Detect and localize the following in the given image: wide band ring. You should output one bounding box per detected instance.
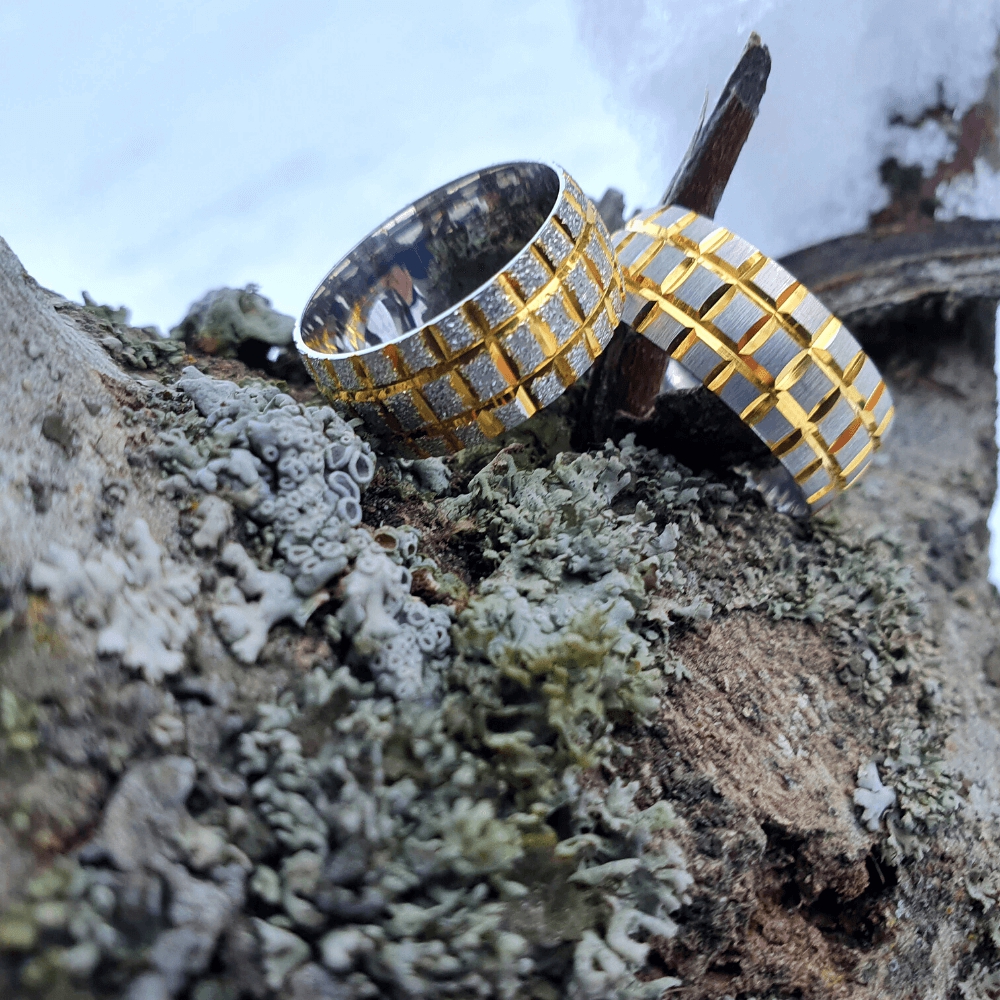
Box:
[295,162,624,456]
[613,206,895,509]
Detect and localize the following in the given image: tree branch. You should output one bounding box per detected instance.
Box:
[581,34,771,447]
[661,32,771,215]
[778,217,1000,327]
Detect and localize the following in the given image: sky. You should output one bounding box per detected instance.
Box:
[0,0,651,329]
[3,0,999,331]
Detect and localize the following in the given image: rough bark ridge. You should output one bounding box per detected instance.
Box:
[780,218,1000,328]
[0,240,175,578]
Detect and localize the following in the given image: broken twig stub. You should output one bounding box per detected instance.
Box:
[582,33,772,445]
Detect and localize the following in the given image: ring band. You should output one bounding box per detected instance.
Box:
[295,162,624,456]
[613,206,894,508]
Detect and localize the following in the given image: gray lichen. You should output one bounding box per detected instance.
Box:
[203,439,701,998]
[151,368,448,693]
[27,362,453,698]
[67,292,186,371]
[854,761,897,831]
[169,286,295,356]
[0,756,248,999]
[190,494,233,551]
[160,368,372,594]
[212,542,305,664]
[8,424,691,997]
[3,349,998,998]
[1,689,39,753]
[29,519,200,684]
[231,659,688,998]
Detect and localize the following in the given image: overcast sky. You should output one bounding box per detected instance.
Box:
[2,0,998,331]
[0,1,653,328]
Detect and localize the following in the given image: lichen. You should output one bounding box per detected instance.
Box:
[0,761,248,1000]
[4,351,997,998]
[198,438,698,999]
[72,292,186,371]
[23,362,456,696]
[212,542,305,664]
[230,651,687,998]
[169,285,295,357]
[160,368,372,595]
[854,761,897,831]
[1,689,39,753]
[29,519,200,684]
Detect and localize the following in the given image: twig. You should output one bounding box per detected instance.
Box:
[661,32,772,215]
[582,34,771,445]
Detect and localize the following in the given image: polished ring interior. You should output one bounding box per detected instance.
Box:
[295,162,624,456]
[614,206,894,509]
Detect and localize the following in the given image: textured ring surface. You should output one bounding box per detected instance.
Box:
[295,162,624,456]
[614,206,895,508]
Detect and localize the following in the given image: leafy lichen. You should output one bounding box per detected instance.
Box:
[1,357,995,999]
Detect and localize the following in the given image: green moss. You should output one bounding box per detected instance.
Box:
[1,688,38,752]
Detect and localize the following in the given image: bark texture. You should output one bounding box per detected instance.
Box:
[0,224,998,998]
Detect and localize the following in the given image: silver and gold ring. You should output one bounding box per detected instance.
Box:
[613,206,894,509]
[294,162,624,457]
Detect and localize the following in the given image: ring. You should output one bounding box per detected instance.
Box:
[613,206,894,508]
[295,162,625,456]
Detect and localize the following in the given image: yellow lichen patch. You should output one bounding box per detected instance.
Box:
[26,595,65,655]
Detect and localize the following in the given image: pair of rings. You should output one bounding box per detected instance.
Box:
[294,162,893,510]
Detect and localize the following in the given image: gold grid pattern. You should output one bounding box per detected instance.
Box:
[614,206,894,508]
[301,170,625,457]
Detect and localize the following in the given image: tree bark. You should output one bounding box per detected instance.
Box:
[1,203,999,1000]
[0,237,172,582]
[779,216,1000,327]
